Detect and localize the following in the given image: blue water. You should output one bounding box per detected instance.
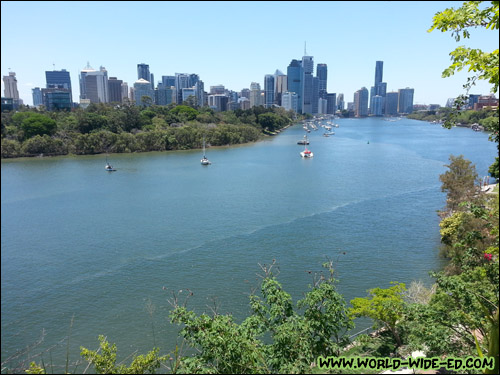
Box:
[1,117,497,369]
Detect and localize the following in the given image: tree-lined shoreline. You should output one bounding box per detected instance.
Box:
[1,103,307,159]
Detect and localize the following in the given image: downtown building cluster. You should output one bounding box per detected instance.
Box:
[3,56,421,116]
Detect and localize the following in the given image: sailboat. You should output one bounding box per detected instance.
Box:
[105,154,116,171]
[201,136,211,165]
[300,143,314,158]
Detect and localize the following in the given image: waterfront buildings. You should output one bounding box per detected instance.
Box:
[385,92,399,116]
[354,87,369,117]
[398,87,415,114]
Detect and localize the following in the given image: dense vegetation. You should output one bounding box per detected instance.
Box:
[1,103,304,158]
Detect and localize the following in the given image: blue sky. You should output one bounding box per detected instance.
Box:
[1,1,498,107]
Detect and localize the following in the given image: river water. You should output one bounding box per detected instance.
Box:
[1,117,497,369]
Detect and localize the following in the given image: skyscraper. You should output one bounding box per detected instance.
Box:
[46,69,72,104]
[371,61,387,115]
[398,88,414,114]
[79,62,96,101]
[137,63,150,81]
[84,69,108,103]
[374,61,383,87]
[108,77,123,103]
[274,70,287,106]
[250,82,262,108]
[354,87,369,117]
[264,74,275,108]
[287,59,302,113]
[301,55,314,114]
[3,72,19,99]
[32,87,43,106]
[134,78,154,106]
[385,92,399,115]
[316,63,327,99]
[326,93,336,114]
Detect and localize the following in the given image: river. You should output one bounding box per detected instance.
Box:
[1,117,497,370]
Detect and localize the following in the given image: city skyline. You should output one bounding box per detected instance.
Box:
[1,1,498,107]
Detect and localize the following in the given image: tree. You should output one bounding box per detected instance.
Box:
[429,1,499,179]
[169,261,353,373]
[349,282,407,347]
[429,1,499,101]
[439,154,479,213]
[13,112,57,140]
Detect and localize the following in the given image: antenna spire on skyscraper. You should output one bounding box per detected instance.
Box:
[304,41,307,55]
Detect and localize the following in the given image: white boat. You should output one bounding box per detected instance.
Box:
[300,145,314,158]
[297,135,310,145]
[201,136,211,165]
[105,155,116,171]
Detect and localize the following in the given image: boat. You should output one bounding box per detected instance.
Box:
[300,145,314,158]
[201,136,211,165]
[297,135,310,145]
[105,155,116,171]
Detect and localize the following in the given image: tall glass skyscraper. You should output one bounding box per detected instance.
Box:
[264,74,275,108]
[301,55,314,114]
[287,59,302,113]
[375,61,383,87]
[316,63,327,99]
[137,63,150,81]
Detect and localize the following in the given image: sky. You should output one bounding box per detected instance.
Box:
[1,1,498,107]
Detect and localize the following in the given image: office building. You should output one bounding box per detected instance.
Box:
[398,88,414,114]
[46,69,72,104]
[3,72,19,100]
[121,82,129,102]
[316,63,327,99]
[287,59,302,113]
[385,92,399,115]
[371,95,383,116]
[301,55,314,114]
[79,62,95,101]
[84,68,108,103]
[264,74,275,108]
[354,87,369,117]
[282,91,298,112]
[326,93,336,114]
[250,82,262,107]
[137,63,150,81]
[108,77,123,103]
[337,93,344,111]
[32,87,43,107]
[41,88,72,111]
[274,70,287,106]
[133,78,154,106]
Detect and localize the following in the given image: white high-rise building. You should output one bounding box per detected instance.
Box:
[282,91,298,112]
[3,72,19,99]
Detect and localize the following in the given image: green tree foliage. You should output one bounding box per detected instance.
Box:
[12,112,57,140]
[80,335,166,374]
[429,1,499,97]
[429,1,499,181]
[169,261,353,374]
[349,282,407,347]
[1,104,299,158]
[439,154,479,213]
